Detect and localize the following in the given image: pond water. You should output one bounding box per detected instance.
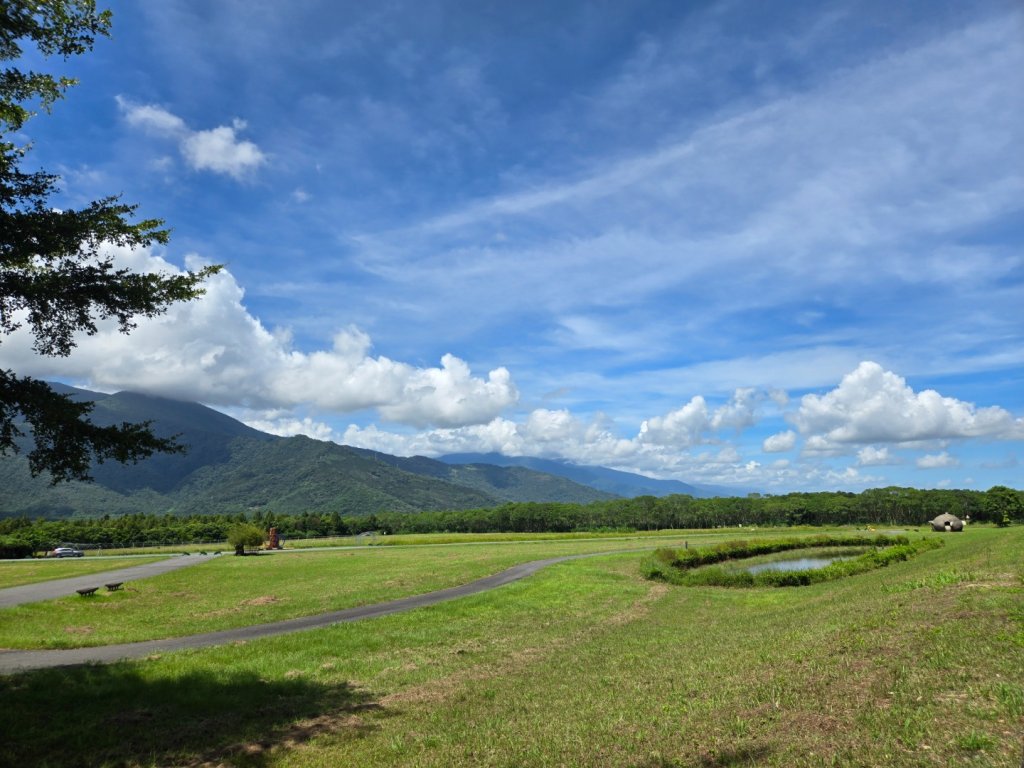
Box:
[745,555,855,574]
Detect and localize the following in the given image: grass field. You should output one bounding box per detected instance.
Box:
[0,556,170,590]
[0,531,787,648]
[59,526,805,556]
[1,526,1021,767]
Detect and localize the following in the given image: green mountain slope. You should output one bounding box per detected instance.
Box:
[348,448,617,504]
[0,385,616,518]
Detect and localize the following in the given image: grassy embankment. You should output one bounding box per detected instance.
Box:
[1,526,1021,767]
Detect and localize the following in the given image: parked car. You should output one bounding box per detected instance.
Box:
[52,547,84,558]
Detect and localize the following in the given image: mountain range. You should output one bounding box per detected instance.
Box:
[0,385,738,519]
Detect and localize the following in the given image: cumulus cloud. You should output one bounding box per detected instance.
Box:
[117,98,266,179]
[638,396,710,446]
[916,451,959,469]
[792,361,1024,448]
[710,387,762,430]
[0,245,516,428]
[242,414,339,441]
[762,430,796,453]
[856,445,897,466]
[635,387,768,448]
[378,356,517,428]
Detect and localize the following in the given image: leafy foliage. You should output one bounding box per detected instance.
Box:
[0,1,218,482]
[226,522,265,555]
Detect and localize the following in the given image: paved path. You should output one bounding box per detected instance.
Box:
[0,555,218,609]
[0,553,599,674]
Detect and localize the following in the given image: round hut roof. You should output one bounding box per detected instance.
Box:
[929,512,964,531]
[930,513,962,525]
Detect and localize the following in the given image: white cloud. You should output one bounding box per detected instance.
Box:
[182,119,265,179]
[0,245,515,429]
[378,355,516,428]
[339,408,892,492]
[856,446,897,466]
[638,396,710,447]
[792,361,1024,448]
[118,99,266,179]
[763,430,796,453]
[916,451,959,469]
[710,387,762,430]
[243,415,338,441]
[117,99,186,137]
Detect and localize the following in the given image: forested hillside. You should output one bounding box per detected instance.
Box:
[0,386,614,517]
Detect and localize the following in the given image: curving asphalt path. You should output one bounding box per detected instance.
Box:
[0,553,603,674]
[0,555,218,609]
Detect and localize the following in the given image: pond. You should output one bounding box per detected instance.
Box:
[745,555,856,574]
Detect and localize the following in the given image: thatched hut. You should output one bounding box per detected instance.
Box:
[929,513,964,532]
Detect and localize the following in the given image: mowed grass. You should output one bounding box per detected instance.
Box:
[0,532,777,649]
[0,556,170,589]
[1,526,1020,767]
[65,526,800,556]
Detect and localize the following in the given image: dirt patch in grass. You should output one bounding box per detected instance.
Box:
[63,625,94,635]
[196,595,283,619]
[241,595,280,606]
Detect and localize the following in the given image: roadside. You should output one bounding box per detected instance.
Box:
[0,554,218,609]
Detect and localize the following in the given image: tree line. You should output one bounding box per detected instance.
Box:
[0,485,1019,556]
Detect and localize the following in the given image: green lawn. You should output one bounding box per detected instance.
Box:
[0,533,752,648]
[0,556,170,589]
[1,526,1020,767]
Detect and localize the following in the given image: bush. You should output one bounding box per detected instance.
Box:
[226,523,266,556]
[0,539,33,559]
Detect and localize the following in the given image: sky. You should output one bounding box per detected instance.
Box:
[2,0,1022,493]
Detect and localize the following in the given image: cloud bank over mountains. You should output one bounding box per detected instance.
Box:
[2,244,1020,490]
[0,247,516,431]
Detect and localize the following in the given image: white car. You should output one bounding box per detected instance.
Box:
[52,547,84,558]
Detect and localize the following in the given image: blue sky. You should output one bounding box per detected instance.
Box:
[4,0,1022,492]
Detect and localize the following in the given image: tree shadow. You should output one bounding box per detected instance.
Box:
[0,661,381,767]
[695,744,774,767]
[634,743,774,768]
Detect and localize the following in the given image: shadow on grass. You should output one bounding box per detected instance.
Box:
[0,662,380,768]
[635,744,773,768]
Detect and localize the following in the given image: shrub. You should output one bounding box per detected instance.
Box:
[226,523,266,556]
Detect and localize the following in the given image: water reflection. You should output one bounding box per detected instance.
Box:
[746,555,854,574]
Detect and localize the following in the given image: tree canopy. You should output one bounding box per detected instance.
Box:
[0,1,218,482]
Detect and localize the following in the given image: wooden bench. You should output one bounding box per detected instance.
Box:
[105,582,124,591]
[75,587,98,597]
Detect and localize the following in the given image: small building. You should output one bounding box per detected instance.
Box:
[929,513,964,532]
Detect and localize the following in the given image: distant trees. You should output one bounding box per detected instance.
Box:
[0,485,1020,556]
[986,485,1023,527]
